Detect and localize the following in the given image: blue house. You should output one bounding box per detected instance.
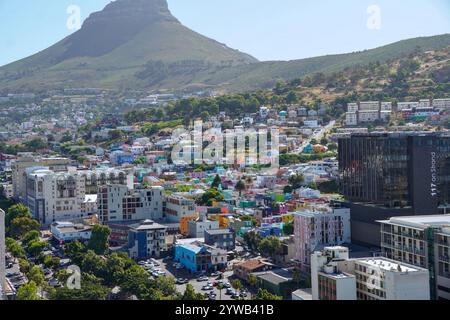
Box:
[174,243,212,274]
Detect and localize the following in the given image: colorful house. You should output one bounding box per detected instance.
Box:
[179,215,199,236]
[174,244,212,274]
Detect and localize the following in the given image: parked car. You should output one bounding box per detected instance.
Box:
[197,276,208,282]
[226,288,235,295]
[176,278,188,285]
[202,285,213,291]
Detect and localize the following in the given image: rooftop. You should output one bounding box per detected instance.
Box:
[355,258,426,273]
[378,215,450,231]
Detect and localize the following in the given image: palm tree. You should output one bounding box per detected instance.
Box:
[217,283,224,300]
[232,279,242,298]
[247,274,258,299]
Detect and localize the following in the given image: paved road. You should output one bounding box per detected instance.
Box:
[290,120,336,154]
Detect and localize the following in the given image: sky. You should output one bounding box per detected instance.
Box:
[0,0,449,66]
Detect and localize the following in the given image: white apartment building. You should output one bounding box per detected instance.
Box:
[345,101,392,126]
[311,246,357,300]
[11,155,70,203]
[294,204,351,271]
[311,246,430,300]
[419,99,432,108]
[345,112,358,126]
[164,194,196,223]
[340,257,430,300]
[379,215,450,300]
[188,215,220,238]
[50,221,93,243]
[26,168,92,225]
[97,185,164,223]
[433,98,450,111]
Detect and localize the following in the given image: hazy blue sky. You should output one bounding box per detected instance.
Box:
[0,0,449,66]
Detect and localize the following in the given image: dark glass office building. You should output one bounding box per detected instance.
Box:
[338,132,450,246]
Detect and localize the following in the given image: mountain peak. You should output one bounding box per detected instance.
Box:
[83,0,178,27]
[63,0,179,59]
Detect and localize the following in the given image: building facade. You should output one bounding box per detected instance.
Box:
[128,220,167,259]
[294,204,351,271]
[97,185,163,223]
[379,215,450,300]
[311,246,430,300]
[164,194,196,223]
[338,132,450,246]
[204,228,236,251]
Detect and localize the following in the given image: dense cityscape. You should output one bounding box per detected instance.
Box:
[0,0,449,308]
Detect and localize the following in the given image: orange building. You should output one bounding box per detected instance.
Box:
[180,215,198,236]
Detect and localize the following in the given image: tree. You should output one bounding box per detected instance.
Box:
[22,230,40,246]
[88,224,111,255]
[5,204,32,227]
[235,180,246,197]
[288,174,305,190]
[51,273,109,300]
[282,221,294,236]
[255,288,282,300]
[65,240,87,265]
[27,265,46,287]
[26,239,48,257]
[108,129,124,141]
[182,283,205,301]
[211,174,222,189]
[16,281,40,300]
[9,216,40,239]
[232,279,242,296]
[258,236,282,258]
[43,254,61,270]
[286,91,299,104]
[81,250,107,277]
[243,231,262,251]
[199,188,224,206]
[6,238,26,258]
[247,274,258,299]
[217,283,224,300]
[120,265,153,299]
[156,276,177,297]
[60,132,73,143]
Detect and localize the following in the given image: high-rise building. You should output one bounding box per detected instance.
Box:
[379,215,450,300]
[338,132,450,246]
[294,204,351,272]
[0,209,5,300]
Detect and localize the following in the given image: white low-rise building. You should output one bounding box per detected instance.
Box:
[50,221,93,244]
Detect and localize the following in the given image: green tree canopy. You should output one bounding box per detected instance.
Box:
[88,224,111,255]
